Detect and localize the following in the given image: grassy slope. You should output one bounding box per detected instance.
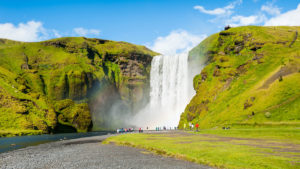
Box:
[104,129,300,169]
[179,26,300,129]
[0,37,158,136]
[104,26,300,169]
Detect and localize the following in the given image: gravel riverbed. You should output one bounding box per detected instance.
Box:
[0,133,210,169]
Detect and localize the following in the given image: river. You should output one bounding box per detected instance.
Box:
[0,131,111,153]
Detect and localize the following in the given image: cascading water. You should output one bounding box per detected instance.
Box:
[150,53,189,125]
[131,52,195,129]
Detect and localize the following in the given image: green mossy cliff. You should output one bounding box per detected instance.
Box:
[179,26,300,129]
[0,37,158,136]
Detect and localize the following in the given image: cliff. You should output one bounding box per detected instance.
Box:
[0,37,158,136]
[179,26,300,129]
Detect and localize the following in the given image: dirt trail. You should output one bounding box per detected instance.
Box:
[289,30,298,48]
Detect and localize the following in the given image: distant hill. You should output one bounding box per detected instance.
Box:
[179,26,300,128]
[0,37,158,136]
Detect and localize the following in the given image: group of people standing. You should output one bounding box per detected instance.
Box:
[117,125,190,134]
[183,123,199,131]
[155,126,177,131]
[116,128,134,133]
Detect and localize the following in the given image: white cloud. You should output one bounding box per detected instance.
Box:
[261,2,281,16]
[193,0,300,28]
[52,29,62,38]
[194,0,242,16]
[149,30,206,55]
[0,21,47,42]
[73,27,100,36]
[227,14,267,27]
[265,4,300,26]
[194,5,234,16]
[0,21,102,41]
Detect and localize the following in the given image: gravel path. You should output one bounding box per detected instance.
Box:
[0,134,210,169]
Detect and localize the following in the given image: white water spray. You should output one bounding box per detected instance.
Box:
[131,52,195,129]
[129,30,206,129]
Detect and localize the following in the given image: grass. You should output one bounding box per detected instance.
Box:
[0,37,158,135]
[180,26,300,129]
[104,128,300,169]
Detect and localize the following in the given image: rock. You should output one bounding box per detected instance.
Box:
[0,37,158,136]
[224,25,231,30]
[244,100,252,109]
[213,69,221,77]
[265,112,271,118]
[219,31,235,36]
[201,72,208,81]
[218,51,225,56]
[15,106,29,114]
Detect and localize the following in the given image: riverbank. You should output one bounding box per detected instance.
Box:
[0,129,43,137]
[0,131,110,153]
[104,128,300,169]
[0,132,209,169]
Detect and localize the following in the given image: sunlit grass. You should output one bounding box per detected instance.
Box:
[0,37,158,135]
[104,128,300,169]
[181,26,300,129]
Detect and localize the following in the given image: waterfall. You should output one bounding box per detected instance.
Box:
[131,52,194,129]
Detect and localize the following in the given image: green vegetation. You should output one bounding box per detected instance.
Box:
[54,99,91,132]
[0,37,158,136]
[104,128,300,169]
[104,26,300,169]
[180,26,300,129]
[0,129,42,137]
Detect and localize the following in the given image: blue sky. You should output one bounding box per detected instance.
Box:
[0,0,300,53]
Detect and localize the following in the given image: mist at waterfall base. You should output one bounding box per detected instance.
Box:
[89,82,133,130]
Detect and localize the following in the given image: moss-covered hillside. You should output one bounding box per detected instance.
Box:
[179,26,300,129]
[0,37,158,136]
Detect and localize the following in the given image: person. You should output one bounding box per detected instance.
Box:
[195,123,199,132]
[184,123,186,130]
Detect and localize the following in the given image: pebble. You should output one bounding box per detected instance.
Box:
[0,134,210,169]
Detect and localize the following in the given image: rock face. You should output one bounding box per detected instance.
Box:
[0,37,158,135]
[179,26,300,129]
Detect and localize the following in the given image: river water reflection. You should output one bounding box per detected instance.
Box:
[0,131,111,153]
